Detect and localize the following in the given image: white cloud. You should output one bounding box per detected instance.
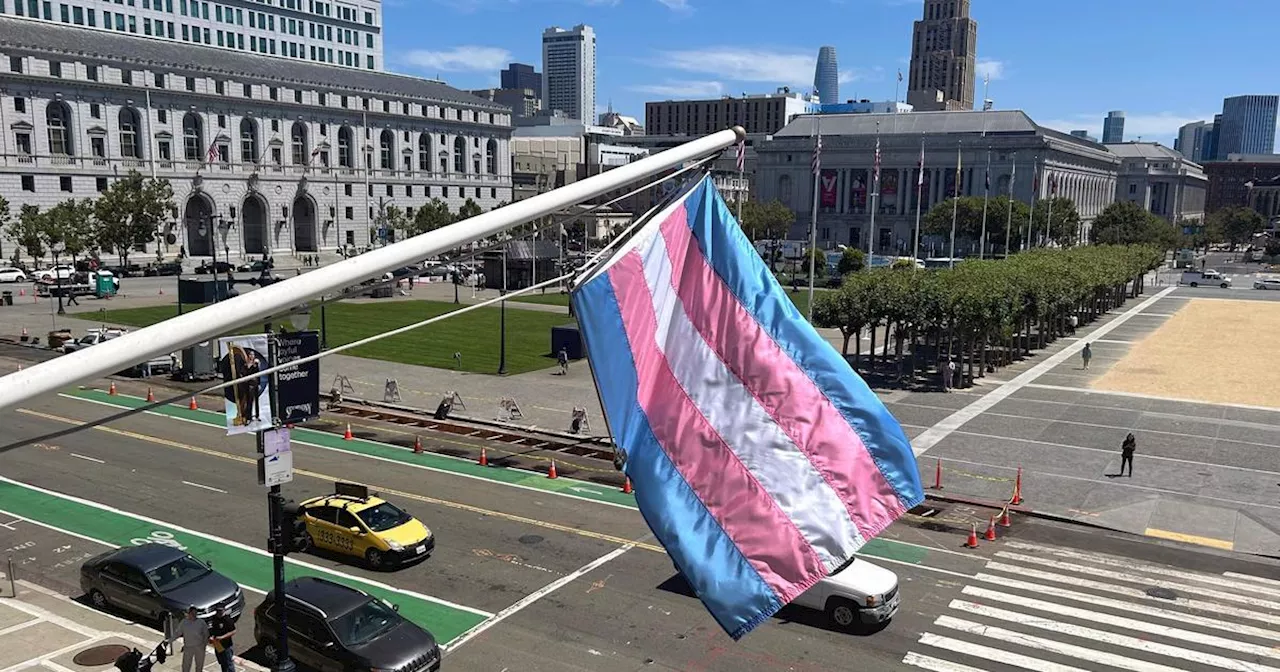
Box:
[399,46,512,73]
[656,0,692,11]
[975,58,1005,81]
[629,80,724,97]
[652,47,821,86]
[1039,112,1216,143]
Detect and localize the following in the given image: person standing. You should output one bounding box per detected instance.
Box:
[946,359,958,392]
[209,607,237,672]
[170,607,209,672]
[244,350,262,422]
[1081,343,1092,370]
[557,348,569,376]
[1120,433,1136,477]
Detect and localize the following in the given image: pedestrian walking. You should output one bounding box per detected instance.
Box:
[1068,314,1078,334]
[209,606,236,672]
[1081,342,1092,370]
[944,359,957,392]
[1120,432,1136,477]
[557,347,569,376]
[169,607,209,672]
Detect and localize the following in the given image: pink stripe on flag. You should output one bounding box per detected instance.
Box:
[608,250,824,602]
[658,214,906,537]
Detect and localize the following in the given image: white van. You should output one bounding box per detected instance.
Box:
[1180,270,1231,288]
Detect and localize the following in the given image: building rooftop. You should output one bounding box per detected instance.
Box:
[1103,142,1187,161]
[0,17,503,110]
[775,110,1041,137]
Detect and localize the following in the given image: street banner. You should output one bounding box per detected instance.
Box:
[849,169,868,212]
[219,334,272,436]
[257,427,293,486]
[819,169,838,208]
[881,170,898,198]
[275,331,321,425]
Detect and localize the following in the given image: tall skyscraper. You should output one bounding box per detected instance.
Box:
[1102,111,1125,144]
[1175,120,1214,162]
[1205,114,1222,161]
[906,0,977,112]
[1,0,385,69]
[501,63,542,102]
[814,46,839,106]
[542,24,596,122]
[1215,95,1279,159]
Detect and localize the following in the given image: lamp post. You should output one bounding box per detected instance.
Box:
[259,321,296,672]
[497,244,508,376]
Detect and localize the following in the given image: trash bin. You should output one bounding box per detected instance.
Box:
[1,290,11,306]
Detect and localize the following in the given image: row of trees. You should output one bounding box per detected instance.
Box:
[812,245,1164,388]
[3,171,175,269]
[382,197,487,240]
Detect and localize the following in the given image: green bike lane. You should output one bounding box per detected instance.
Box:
[65,388,930,566]
[0,474,490,644]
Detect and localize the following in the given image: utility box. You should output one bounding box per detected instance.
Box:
[179,341,218,381]
[178,278,232,304]
[550,324,583,360]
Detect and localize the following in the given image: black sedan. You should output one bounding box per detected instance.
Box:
[80,545,245,624]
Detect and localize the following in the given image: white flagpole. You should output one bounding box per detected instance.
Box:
[913,140,924,264]
[1004,153,1016,257]
[867,122,880,259]
[1044,172,1054,247]
[949,144,960,268]
[145,88,157,181]
[1025,157,1036,250]
[978,74,990,260]
[807,116,821,322]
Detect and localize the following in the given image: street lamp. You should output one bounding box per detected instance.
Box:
[497,245,507,375]
[288,304,311,332]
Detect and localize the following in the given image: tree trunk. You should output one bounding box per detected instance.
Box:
[868,324,878,373]
[841,329,852,357]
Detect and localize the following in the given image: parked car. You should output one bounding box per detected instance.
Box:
[63,328,127,353]
[789,557,900,631]
[36,265,75,283]
[80,544,244,623]
[195,261,235,274]
[144,262,183,277]
[254,576,440,672]
[1254,278,1280,290]
[237,260,271,273]
[0,267,27,283]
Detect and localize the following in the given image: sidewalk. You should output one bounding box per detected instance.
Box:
[0,575,265,672]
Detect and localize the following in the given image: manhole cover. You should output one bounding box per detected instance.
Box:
[518,534,544,545]
[1145,586,1178,600]
[73,644,132,667]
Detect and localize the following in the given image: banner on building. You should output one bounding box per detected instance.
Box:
[275,331,321,425]
[849,169,868,212]
[945,171,963,198]
[819,169,838,208]
[881,170,899,198]
[219,335,272,436]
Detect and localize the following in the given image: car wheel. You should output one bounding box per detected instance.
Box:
[1189,282,1198,287]
[295,531,313,553]
[1222,282,1230,288]
[89,589,109,610]
[366,548,385,569]
[825,598,859,632]
[260,640,279,663]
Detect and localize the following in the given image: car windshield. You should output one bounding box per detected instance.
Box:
[146,555,212,592]
[330,599,402,647]
[355,502,411,532]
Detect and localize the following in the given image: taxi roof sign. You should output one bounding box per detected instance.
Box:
[335,482,369,500]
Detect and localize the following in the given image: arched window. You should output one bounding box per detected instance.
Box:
[118,107,141,159]
[418,134,431,172]
[379,129,393,170]
[485,138,498,175]
[240,118,259,164]
[182,112,203,161]
[453,136,465,173]
[291,122,309,165]
[46,101,73,155]
[337,126,353,168]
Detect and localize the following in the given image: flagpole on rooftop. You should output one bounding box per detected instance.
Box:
[807,115,821,322]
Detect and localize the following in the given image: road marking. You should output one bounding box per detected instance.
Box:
[960,586,1280,660]
[936,615,1180,672]
[69,453,105,464]
[917,633,1086,672]
[0,474,491,618]
[949,599,1280,671]
[0,619,42,637]
[911,286,1178,456]
[1024,382,1280,414]
[1003,541,1265,594]
[181,481,228,495]
[961,410,1280,452]
[1225,571,1280,588]
[973,572,1280,643]
[1144,527,1235,550]
[443,543,635,655]
[1059,337,1135,344]
[902,651,990,672]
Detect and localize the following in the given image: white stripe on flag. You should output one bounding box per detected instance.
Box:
[937,616,1186,672]
[919,633,1088,672]
[634,229,864,570]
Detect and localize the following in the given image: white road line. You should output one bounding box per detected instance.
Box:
[0,636,106,672]
[918,633,1088,672]
[936,615,1183,672]
[1225,571,1280,588]
[973,572,1280,643]
[442,543,634,655]
[70,453,106,464]
[911,286,1177,455]
[949,599,1280,672]
[1004,541,1280,598]
[963,409,1280,451]
[961,586,1280,660]
[181,481,228,494]
[0,619,41,637]
[981,565,1280,628]
[994,552,1280,613]
[1060,337,1135,344]
[902,651,991,672]
[1023,383,1280,414]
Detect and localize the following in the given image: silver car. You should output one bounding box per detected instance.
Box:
[80,544,244,624]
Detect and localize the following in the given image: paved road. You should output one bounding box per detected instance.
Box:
[6,384,1280,670]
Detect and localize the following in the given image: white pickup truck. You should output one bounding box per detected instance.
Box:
[1180,269,1231,288]
[791,557,901,631]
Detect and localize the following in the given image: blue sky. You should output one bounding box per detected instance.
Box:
[385,0,1275,146]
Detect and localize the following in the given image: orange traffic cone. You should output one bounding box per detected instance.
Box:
[343,423,353,440]
[188,396,198,410]
[18,288,24,297]
[547,460,558,479]
[108,381,117,396]
[932,458,944,490]
[984,515,998,542]
[964,523,980,549]
[998,505,1012,528]
[621,477,633,495]
[413,435,423,454]
[478,447,488,467]
[158,287,164,295]
[1011,466,1024,505]
[146,387,155,403]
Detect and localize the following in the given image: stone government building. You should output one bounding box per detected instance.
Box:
[0,17,513,262]
[755,111,1122,255]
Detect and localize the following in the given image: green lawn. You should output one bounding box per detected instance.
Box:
[90,301,575,375]
[511,288,815,316]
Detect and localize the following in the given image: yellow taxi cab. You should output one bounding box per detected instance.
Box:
[293,483,434,569]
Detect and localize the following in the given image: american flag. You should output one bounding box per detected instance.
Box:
[735,138,746,173]
[917,143,925,186]
[873,138,882,188]
[1050,176,1058,195]
[309,145,323,166]
[1009,158,1016,193]
[812,131,822,176]
[897,69,903,83]
[984,167,990,192]
[206,141,220,164]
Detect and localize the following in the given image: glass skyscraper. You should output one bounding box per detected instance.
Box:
[1216,95,1278,159]
[814,46,839,106]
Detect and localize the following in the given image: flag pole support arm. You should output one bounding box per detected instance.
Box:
[0,127,747,413]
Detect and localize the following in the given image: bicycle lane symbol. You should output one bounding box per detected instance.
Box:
[129,530,189,552]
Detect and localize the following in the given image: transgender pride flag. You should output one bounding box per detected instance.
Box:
[570,176,923,640]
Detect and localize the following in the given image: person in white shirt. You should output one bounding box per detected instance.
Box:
[170,606,210,672]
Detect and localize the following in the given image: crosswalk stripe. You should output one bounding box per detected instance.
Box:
[961,586,1280,660]
[973,572,1280,643]
[983,564,1280,628]
[994,552,1280,613]
[936,615,1185,672]
[1224,571,1280,589]
[1004,541,1280,599]
[949,599,1280,672]
[902,651,990,672]
[919,633,1090,672]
